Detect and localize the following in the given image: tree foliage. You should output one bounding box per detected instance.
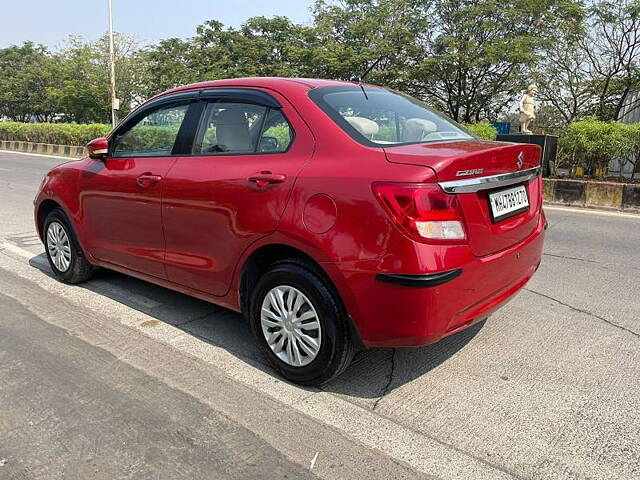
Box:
[0,42,59,122]
[462,122,498,140]
[1,0,640,128]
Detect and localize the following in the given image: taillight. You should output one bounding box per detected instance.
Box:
[373,182,467,244]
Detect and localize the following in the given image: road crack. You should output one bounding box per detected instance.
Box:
[524,288,640,339]
[543,253,598,264]
[373,348,396,410]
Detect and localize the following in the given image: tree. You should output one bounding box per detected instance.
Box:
[140,38,197,97]
[190,17,317,79]
[48,34,146,123]
[309,0,583,122]
[46,36,110,123]
[0,42,60,121]
[310,0,429,86]
[534,27,593,126]
[94,32,148,114]
[414,0,585,122]
[581,0,640,121]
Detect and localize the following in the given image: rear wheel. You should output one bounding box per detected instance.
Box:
[43,209,93,284]
[249,261,355,385]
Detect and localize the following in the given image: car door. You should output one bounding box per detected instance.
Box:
[79,96,195,278]
[161,88,314,295]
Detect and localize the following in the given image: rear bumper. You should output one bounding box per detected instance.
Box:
[333,212,545,348]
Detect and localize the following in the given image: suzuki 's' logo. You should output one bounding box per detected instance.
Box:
[517,151,524,169]
[456,169,484,177]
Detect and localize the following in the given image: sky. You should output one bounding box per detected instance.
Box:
[0,0,317,50]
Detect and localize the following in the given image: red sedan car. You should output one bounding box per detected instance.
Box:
[34,78,545,385]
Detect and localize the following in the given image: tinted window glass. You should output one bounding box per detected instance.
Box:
[309,87,472,146]
[258,109,293,153]
[194,102,267,154]
[112,103,189,157]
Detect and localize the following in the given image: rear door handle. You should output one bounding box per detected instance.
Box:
[248,172,286,187]
[136,173,162,188]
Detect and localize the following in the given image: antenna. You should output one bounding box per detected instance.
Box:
[361,56,384,82]
[350,56,385,100]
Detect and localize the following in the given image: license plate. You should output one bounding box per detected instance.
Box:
[488,184,529,221]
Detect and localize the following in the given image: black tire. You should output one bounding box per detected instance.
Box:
[43,208,94,284]
[249,259,355,386]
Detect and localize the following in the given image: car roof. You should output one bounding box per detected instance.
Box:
[153,77,381,100]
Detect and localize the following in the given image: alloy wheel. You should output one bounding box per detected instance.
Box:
[46,221,72,272]
[260,285,322,367]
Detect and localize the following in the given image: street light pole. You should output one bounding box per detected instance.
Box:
[108,0,118,128]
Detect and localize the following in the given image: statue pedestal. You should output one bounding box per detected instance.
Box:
[496,134,558,177]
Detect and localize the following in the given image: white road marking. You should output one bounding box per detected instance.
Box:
[0,149,78,161]
[545,204,640,219]
[1,241,162,309]
[310,452,319,470]
[1,242,39,259]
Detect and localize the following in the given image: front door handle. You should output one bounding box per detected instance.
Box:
[137,173,162,188]
[248,172,286,187]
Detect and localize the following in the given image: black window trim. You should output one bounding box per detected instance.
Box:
[108,87,292,158]
[110,91,198,140]
[198,88,282,108]
[308,85,475,148]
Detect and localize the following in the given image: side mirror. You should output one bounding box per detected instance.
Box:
[87,137,109,160]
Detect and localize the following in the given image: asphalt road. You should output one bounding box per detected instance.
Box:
[0,150,638,480]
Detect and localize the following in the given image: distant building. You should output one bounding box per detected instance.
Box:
[611,90,640,177]
[618,90,640,123]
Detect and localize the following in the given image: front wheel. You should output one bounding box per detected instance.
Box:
[43,209,94,284]
[249,261,355,386]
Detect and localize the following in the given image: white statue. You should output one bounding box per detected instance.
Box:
[519,84,538,134]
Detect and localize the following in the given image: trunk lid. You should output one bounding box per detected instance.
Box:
[384,140,542,256]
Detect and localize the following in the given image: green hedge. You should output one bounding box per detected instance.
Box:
[557,118,638,174]
[0,122,111,146]
[462,122,497,141]
[12,120,636,177]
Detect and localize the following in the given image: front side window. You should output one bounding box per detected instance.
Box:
[193,101,294,155]
[112,103,189,157]
[309,86,472,146]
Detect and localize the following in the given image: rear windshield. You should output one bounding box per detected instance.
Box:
[309,86,473,146]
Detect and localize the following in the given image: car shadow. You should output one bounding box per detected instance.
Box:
[29,253,483,401]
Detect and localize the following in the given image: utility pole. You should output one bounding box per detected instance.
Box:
[108,0,119,128]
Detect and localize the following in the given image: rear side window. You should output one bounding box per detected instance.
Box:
[259,109,293,153]
[193,101,294,155]
[309,86,472,146]
[112,103,189,157]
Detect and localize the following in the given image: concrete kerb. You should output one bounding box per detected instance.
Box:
[544,178,640,212]
[0,140,85,159]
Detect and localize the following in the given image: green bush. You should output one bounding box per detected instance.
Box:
[0,122,111,146]
[462,122,497,140]
[557,118,632,173]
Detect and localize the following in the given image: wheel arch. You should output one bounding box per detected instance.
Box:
[238,243,365,350]
[36,198,89,258]
[36,199,64,240]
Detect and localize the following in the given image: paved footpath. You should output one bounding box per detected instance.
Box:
[1,150,639,479]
